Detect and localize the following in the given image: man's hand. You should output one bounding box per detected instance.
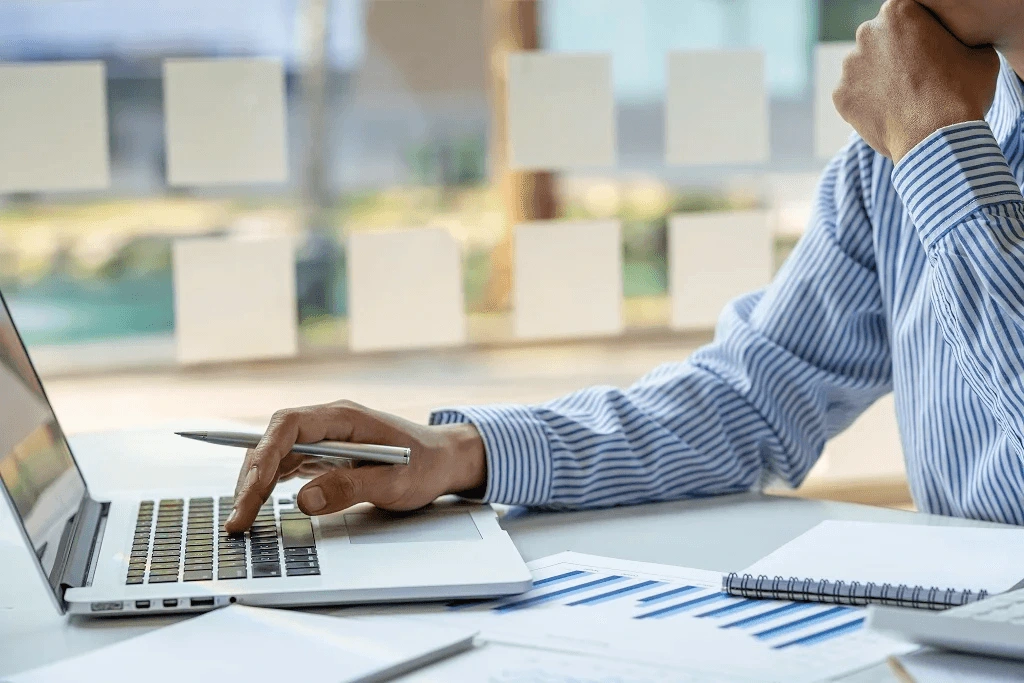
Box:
[833,0,1000,162]
[224,401,487,533]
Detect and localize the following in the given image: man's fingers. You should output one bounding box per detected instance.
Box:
[296,465,401,516]
[225,464,264,532]
[233,448,257,500]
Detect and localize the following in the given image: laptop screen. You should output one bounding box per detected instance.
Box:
[0,291,87,584]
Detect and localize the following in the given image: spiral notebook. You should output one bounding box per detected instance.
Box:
[723,521,1024,611]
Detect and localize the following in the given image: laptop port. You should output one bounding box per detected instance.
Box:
[135,600,151,609]
[90,601,123,612]
[162,599,178,608]
[190,597,215,608]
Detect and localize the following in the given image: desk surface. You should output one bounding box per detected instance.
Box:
[0,427,997,681]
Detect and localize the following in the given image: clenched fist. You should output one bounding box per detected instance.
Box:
[833,0,1000,162]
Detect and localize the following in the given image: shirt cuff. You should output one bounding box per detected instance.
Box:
[892,120,1023,251]
[429,404,553,506]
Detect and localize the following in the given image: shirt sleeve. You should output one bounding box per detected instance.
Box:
[892,120,1024,459]
[431,142,893,508]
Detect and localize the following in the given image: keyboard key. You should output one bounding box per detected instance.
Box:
[284,547,316,557]
[183,570,214,582]
[149,568,181,576]
[217,559,247,568]
[148,574,179,584]
[281,518,315,548]
[252,563,282,578]
[284,559,319,570]
[218,566,248,580]
[286,567,321,577]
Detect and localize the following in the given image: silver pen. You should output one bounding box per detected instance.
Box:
[176,430,411,465]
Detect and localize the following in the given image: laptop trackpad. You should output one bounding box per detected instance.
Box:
[338,508,482,544]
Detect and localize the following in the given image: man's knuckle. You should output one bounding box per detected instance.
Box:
[332,399,364,413]
[270,408,298,427]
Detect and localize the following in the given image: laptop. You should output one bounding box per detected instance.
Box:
[0,289,532,616]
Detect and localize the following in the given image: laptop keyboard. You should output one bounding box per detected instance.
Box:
[126,497,320,585]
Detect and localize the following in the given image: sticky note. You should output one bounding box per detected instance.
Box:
[814,42,856,160]
[347,228,466,352]
[669,210,773,330]
[506,52,615,170]
[665,50,769,166]
[163,58,288,186]
[0,61,109,193]
[173,236,298,364]
[514,219,623,340]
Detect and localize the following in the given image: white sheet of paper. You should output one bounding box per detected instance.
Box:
[895,650,1024,683]
[669,210,773,330]
[506,52,615,170]
[743,521,1024,594]
[173,236,298,364]
[163,58,288,186]
[357,552,913,683]
[7,605,477,683]
[665,50,769,166]
[0,62,109,193]
[814,42,856,159]
[514,219,623,340]
[347,228,466,352]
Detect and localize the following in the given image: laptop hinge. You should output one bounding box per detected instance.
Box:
[49,495,107,608]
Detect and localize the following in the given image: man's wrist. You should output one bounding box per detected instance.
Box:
[888,105,986,163]
[441,423,487,497]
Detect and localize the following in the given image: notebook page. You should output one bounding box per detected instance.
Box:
[741,521,1024,594]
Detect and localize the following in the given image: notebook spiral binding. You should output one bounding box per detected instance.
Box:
[722,573,989,611]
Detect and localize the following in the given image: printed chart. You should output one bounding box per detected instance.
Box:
[402,553,915,683]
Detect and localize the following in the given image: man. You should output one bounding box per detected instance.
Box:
[226,0,1024,533]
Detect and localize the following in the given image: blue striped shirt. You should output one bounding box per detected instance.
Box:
[432,59,1024,525]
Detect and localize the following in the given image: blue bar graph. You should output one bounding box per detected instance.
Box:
[635,592,733,620]
[695,598,762,619]
[471,563,869,652]
[534,570,591,588]
[637,585,700,605]
[495,575,626,613]
[773,618,866,650]
[754,606,850,640]
[567,580,663,606]
[720,601,815,629]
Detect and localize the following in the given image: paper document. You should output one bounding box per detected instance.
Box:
[892,650,1024,682]
[741,521,1024,593]
[6,605,476,683]
[354,552,913,683]
[399,641,743,683]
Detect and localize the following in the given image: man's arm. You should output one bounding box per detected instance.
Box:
[832,1,1024,460]
[894,124,1024,460]
[431,148,893,508]
[225,140,893,529]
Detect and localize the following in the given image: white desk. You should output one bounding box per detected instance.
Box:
[0,428,1001,681]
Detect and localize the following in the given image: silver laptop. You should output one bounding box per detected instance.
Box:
[0,289,532,616]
